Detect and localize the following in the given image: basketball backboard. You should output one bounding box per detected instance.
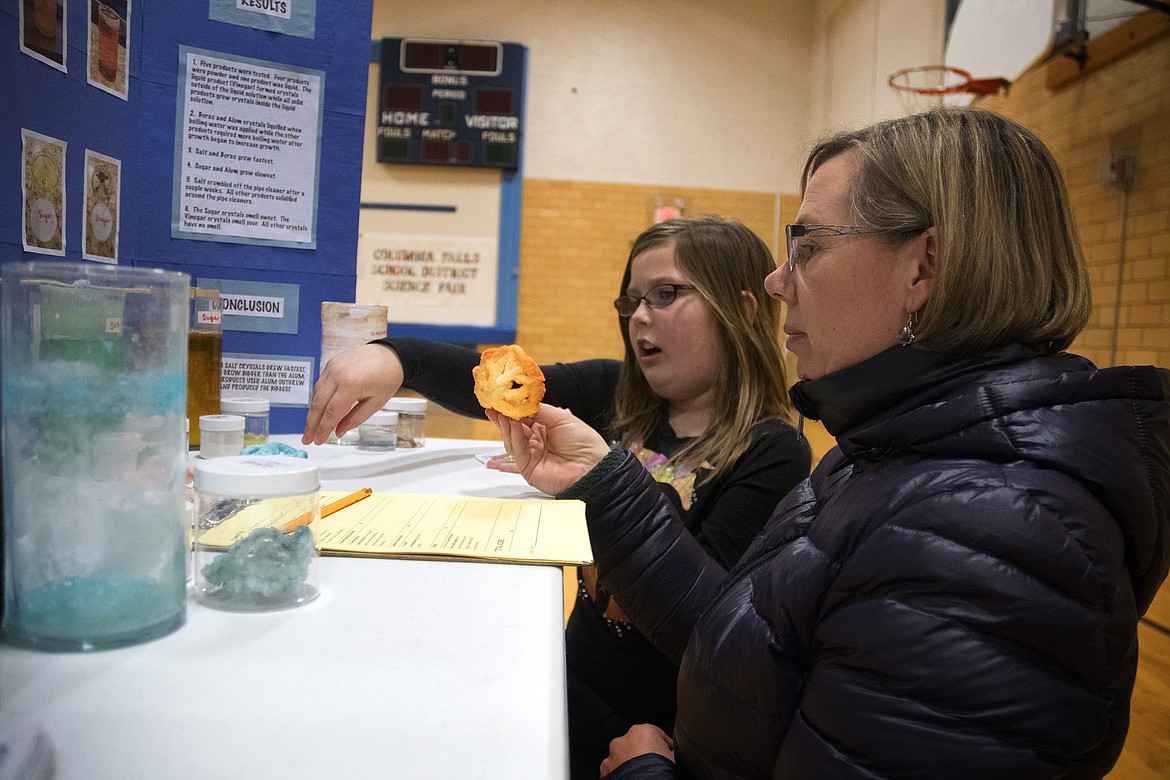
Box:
[938,0,1151,105]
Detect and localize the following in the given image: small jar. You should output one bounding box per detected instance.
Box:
[383,397,427,447]
[333,428,361,446]
[358,411,398,452]
[220,397,270,447]
[192,456,321,611]
[199,414,245,458]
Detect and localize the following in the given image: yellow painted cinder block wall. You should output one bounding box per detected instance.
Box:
[979,23,1170,371]
[516,182,783,363]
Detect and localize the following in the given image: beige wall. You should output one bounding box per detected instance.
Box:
[812,0,947,132]
[371,1,947,191]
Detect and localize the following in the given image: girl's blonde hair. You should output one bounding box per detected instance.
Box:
[612,216,793,479]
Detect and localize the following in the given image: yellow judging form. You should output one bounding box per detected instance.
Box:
[198,491,594,566]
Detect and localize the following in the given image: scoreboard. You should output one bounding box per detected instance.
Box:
[376,38,526,169]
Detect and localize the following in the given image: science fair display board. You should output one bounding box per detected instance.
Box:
[1,0,373,433]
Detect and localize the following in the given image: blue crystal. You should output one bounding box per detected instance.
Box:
[11,575,186,647]
[200,525,315,608]
[239,442,309,458]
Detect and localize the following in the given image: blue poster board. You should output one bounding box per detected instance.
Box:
[1,1,373,433]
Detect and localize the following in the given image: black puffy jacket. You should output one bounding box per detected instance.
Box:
[570,344,1170,779]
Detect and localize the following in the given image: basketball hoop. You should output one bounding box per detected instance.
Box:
[888,65,1011,113]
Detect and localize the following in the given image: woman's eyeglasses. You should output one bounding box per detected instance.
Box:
[613,284,697,317]
[785,224,886,272]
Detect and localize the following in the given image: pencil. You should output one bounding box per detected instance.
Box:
[281,487,373,533]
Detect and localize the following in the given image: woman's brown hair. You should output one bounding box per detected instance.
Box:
[803,106,1090,354]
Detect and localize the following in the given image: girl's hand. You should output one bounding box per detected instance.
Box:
[302,344,404,445]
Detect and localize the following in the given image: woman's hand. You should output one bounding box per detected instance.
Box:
[488,405,610,496]
[600,724,675,776]
[483,453,520,473]
[302,344,405,445]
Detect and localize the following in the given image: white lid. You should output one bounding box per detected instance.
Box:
[220,397,270,414]
[383,397,427,412]
[199,414,245,431]
[193,455,320,495]
[363,411,399,426]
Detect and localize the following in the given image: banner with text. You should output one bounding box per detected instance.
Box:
[221,353,314,406]
[209,0,318,39]
[172,46,323,248]
[197,277,300,334]
[356,232,498,327]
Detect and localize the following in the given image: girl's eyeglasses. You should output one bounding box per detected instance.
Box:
[613,284,697,317]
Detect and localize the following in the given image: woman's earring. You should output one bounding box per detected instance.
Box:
[897,312,917,347]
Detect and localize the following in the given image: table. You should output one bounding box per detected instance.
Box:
[0,438,569,779]
[298,434,547,500]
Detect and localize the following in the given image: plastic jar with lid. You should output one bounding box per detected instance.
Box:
[358,410,398,452]
[383,397,427,447]
[192,455,321,611]
[220,397,270,447]
[199,414,245,458]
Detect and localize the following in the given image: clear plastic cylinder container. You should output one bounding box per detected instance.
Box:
[320,302,386,445]
[1,261,189,651]
[359,411,398,452]
[220,397,269,447]
[192,456,321,611]
[383,397,427,448]
[199,414,244,459]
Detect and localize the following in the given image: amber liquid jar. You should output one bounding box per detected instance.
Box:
[187,288,223,448]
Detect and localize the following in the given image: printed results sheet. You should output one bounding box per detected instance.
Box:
[315,492,592,565]
[198,492,592,565]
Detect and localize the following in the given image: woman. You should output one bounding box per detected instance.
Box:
[492,107,1170,778]
[301,216,812,777]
